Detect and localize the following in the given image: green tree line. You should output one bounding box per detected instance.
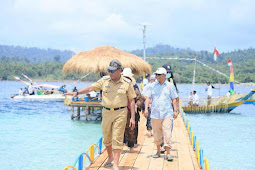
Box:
[0,56,100,81]
[1,44,254,83]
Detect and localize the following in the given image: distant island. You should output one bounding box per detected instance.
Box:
[0,44,254,83]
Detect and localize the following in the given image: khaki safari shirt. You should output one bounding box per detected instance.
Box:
[91,75,136,108]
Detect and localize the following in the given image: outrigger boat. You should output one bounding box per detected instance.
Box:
[182,89,255,113]
[181,58,255,113]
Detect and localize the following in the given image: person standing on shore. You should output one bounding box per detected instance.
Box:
[144,67,179,161]
[65,59,136,170]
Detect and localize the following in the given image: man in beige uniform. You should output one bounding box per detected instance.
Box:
[66,59,136,170]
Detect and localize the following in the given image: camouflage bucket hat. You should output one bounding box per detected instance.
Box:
[108,59,122,70]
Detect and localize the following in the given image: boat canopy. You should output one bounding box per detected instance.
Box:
[33,84,60,89]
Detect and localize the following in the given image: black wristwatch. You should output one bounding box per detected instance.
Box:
[174,109,179,114]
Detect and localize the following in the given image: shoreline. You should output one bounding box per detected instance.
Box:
[2,80,254,86]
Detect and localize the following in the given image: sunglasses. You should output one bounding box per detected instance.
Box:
[155,74,162,76]
[107,69,116,74]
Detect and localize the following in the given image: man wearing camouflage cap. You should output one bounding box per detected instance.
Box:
[66,59,136,170]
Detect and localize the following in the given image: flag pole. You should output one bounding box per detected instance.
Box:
[192,53,197,92]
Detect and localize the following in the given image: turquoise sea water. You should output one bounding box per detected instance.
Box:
[0,81,102,170]
[0,81,254,169]
[178,84,255,170]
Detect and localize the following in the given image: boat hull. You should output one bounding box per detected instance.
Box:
[182,100,245,113]
[12,94,65,101]
[244,100,255,105]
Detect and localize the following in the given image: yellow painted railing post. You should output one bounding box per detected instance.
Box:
[196,140,200,166]
[204,158,209,170]
[184,116,187,126]
[90,145,95,162]
[63,165,77,170]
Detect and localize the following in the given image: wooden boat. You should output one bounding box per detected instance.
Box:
[182,88,255,113]
[182,100,245,113]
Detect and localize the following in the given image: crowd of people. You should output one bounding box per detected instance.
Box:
[18,83,37,96]
[65,59,180,170]
[18,84,69,96]
[188,90,199,106]
[188,81,221,106]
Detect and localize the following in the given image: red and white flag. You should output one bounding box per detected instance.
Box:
[214,47,219,61]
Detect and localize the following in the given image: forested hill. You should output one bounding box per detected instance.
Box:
[0,44,254,83]
[131,44,255,83]
[131,44,255,64]
[0,45,74,63]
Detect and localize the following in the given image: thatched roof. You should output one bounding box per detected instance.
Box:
[62,46,152,76]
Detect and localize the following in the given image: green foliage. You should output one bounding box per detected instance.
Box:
[133,44,255,84]
[1,44,255,83]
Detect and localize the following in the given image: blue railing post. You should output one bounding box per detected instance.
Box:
[99,137,102,154]
[200,148,203,168]
[78,154,83,170]
[193,136,196,151]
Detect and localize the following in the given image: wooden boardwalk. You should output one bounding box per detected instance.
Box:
[86,114,200,170]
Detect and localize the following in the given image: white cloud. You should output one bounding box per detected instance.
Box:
[104,14,127,27]
[1,0,255,52]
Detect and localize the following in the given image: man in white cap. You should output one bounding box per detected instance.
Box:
[144,67,179,161]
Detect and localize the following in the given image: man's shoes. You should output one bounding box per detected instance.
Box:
[165,155,174,161]
[104,162,113,167]
[153,154,161,158]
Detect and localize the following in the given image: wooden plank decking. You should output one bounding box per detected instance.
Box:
[86,114,200,170]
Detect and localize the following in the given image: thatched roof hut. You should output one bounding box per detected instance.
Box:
[62,46,152,76]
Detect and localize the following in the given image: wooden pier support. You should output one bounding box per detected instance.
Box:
[77,107,81,120]
[69,101,103,121]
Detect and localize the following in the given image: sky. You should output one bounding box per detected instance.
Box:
[1,0,255,53]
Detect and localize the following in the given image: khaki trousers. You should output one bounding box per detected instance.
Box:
[151,117,173,148]
[102,108,127,150]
